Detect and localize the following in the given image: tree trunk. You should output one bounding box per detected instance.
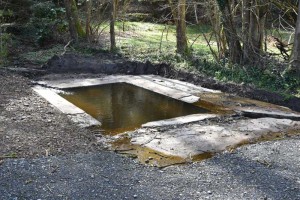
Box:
[71,0,85,38]
[217,0,242,64]
[176,0,188,55]
[290,1,300,76]
[85,0,92,42]
[64,0,78,42]
[205,0,226,61]
[110,0,117,51]
[168,0,188,55]
[242,0,268,64]
[242,0,250,62]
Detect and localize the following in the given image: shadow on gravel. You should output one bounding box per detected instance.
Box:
[212,153,300,199]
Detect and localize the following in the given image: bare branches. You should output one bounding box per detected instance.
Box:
[61,40,73,55]
[203,33,219,62]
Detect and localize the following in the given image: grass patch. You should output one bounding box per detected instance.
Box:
[20,45,65,64]
[99,21,215,64]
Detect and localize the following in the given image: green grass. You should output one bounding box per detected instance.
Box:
[20,45,66,64]
[100,21,215,64]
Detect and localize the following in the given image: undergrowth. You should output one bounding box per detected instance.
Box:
[192,59,300,98]
[20,45,65,64]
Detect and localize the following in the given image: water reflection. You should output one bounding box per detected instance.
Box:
[61,83,209,135]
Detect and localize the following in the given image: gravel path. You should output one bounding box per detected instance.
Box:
[1,138,300,200]
[1,69,300,200]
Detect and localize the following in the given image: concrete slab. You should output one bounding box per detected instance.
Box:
[32,86,101,127]
[127,78,200,103]
[238,108,300,120]
[141,75,221,94]
[142,114,218,127]
[32,86,84,114]
[196,92,300,118]
[37,75,128,89]
[131,118,300,158]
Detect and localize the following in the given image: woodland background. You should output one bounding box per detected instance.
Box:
[0,0,299,98]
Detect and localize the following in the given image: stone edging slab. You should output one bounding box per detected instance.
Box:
[32,86,101,128]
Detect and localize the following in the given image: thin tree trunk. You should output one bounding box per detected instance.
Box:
[71,0,85,37]
[290,1,300,76]
[242,0,250,62]
[121,0,132,31]
[206,0,226,61]
[64,0,78,42]
[175,0,188,55]
[110,0,117,51]
[194,2,198,24]
[85,0,92,42]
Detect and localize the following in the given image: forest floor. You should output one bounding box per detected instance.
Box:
[0,53,300,199]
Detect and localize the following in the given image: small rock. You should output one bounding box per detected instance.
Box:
[133,194,138,198]
[207,191,212,194]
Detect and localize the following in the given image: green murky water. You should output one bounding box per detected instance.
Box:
[61,83,209,135]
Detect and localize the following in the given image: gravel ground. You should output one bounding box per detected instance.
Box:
[0,70,102,159]
[1,69,300,200]
[1,139,300,200]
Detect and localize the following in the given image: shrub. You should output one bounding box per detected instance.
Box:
[29,2,67,46]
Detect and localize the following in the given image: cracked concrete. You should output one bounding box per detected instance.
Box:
[131,118,300,159]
